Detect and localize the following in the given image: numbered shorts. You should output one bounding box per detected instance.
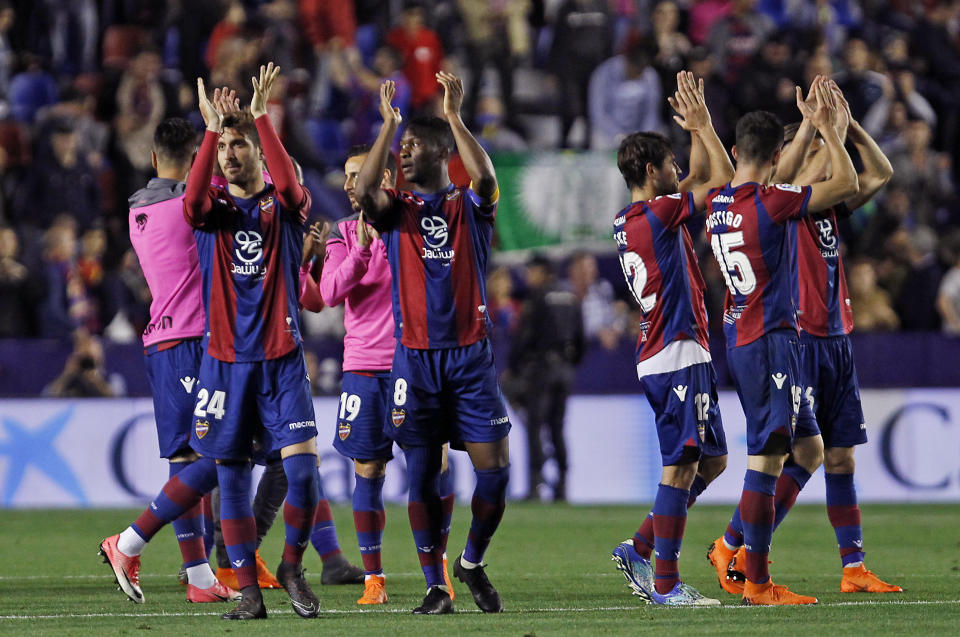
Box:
[332,371,395,461]
[385,339,511,448]
[189,347,317,461]
[144,338,203,458]
[638,362,727,466]
[800,333,867,448]
[727,329,816,455]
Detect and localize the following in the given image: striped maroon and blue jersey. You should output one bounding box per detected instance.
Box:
[614,191,710,363]
[705,182,812,347]
[374,185,495,350]
[794,204,854,337]
[188,185,310,362]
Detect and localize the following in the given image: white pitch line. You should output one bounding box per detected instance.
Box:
[1,599,957,620]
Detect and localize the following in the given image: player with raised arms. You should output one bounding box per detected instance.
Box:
[704,76,858,605]
[609,71,732,606]
[353,74,510,615]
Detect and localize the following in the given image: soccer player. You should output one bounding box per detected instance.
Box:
[608,71,732,606]
[354,74,510,615]
[703,76,858,605]
[717,81,900,594]
[183,63,321,620]
[98,116,240,605]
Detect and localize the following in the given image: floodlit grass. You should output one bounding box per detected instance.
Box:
[1,503,956,635]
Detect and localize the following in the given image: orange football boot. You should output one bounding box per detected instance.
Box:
[742,579,818,605]
[840,564,903,593]
[706,537,744,594]
[254,550,282,589]
[442,554,455,600]
[357,574,388,605]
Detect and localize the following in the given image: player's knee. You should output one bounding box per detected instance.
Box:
[793,435,824,472]
[824,447,855,473]
[698,454,728,484]
[661,461,697,489]
[355,459,388,479]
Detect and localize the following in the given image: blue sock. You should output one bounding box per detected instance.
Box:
[463,465,509,565]
[773,463,812,530]
[652,483,689,594]
[437,468,454,555]
[217,462,258,589]
[168,461,207,568]
[281,453,319,566]
[353,474,385,575]
[825,472,865,567]
[688,474,707,506]
[310,468,343,561]
[739,469,777,585]
[404,445,444,588]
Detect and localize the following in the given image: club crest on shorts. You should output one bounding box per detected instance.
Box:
[195,419,210,439]
[338,422,352,441]
[697,423,706,442]
[392,408,406,427]
[259,196,275,213]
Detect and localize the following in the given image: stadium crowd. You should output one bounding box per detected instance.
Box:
[0,0,959,346]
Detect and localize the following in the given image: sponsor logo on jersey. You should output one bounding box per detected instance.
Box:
[420,216,449,248]
[771,372,787,389]
[288,420,315,430]
[195,419,210,439]
[259,196,275,213]
[392,408,406,427]
[232,229,267,277]
[338,422,352,441]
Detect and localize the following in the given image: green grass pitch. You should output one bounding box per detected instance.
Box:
[1,503,957,635]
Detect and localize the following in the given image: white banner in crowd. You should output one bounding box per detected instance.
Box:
[0,390,958,508]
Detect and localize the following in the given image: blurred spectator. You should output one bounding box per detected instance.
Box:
[0,226,38,336]
[651,1,692,79]
[510,254,584,501]
[301,0,357,53]
[894,226,943,331]
[476,95,528,152]
[43,0,98,75]
[329,44,411,147]
[833,37,888,122]
[205,2,248,73]
[39,220,94,338]
[910,1,960,159]
[549,0,611,148]
[886,120,955,228]
[43,330,117,397]
[688,0,731,46]
[738,31,799,122]
[847,257,899,331]
[687,46,734,144]
[0,1,15,95]
[76,225,106,331]
[862,68,937,140]
[386,2,445,115]
[707,0,774,83]
[8,53,59,124]
[588,38,664,150]
[12,118,101,230]
[486,264,521,337]
[102,247,151,342]
[567,251,626,349]
[457,0,531,132]
[782,0,861,56]
[936,234,960,335]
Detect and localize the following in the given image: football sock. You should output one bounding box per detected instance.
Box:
[739,469,776,585]
[281,454,319,566]
[201,492,214,558]
[186,563,215,588]
[825,472,865,567]
[438,467,454,555]
[121,456,217,556]
[217,462,258,589]
[462,465,510,565]
[404,445,445,587]
[353,473,386,575]
[723,507,744,550]
[168,461,207,569]
[254,457,288,546]
[653,483,689,594]
[635,473,708,559]
[310,468,343,563]
[773,463,812,528]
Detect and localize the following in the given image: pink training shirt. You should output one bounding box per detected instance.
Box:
[129,178,205,347]
[320,213,395,371]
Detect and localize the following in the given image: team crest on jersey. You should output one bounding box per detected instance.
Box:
[391,408,406,427]
[259,196,275,213]
[338,422,352,441]
[195,419,210,439]
[135,213,148,232]
[445,189,461,201]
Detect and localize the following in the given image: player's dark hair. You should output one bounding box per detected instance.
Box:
[617,131,672,190]
[153,117,198,165]
[347,143,398,176]
[783,122,821,146]
[404,116,454,154]
[222,109,261,149]
[735,111,784,163]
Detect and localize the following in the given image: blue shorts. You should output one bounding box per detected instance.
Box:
[638,362,727,466]
[144,339,203,458]
[333,371,395,461]
[189,347,317,461]
[800,333,867,448]
[728,329,809,455]
[386,339,511,448]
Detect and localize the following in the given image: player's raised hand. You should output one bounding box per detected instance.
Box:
[355,212,380,248]
[251,62,281,119]
[197,78,223,132]
[827,79,851,137]
[436,71,464,120]
[809,76,838,133]
[379,80,402,126]
[796,75,822,121]
[668,70,710,131]
[214,86,241,116]
[301,220,331,267]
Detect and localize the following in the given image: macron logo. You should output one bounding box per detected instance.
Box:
[673,385,688,402]
[180,376,196,393]
[771,373,787,389]
[232,559,245,568]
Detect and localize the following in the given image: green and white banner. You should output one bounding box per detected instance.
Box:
[491,151,631,252]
